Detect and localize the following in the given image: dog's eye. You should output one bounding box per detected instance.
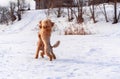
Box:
[39,25,42,28]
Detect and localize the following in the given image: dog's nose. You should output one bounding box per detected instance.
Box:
[43,26,47,29]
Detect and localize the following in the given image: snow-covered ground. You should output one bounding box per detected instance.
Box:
[1,4,120,79]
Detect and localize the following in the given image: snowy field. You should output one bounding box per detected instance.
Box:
[1,5,120,79]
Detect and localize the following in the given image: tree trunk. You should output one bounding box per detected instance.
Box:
[77,0,84,23]
[118,11,120,21]
[113,0,118,24]
[92,0,96,23]
[17,0,21,21]
[103,4,108,22]
[57,7,61,17]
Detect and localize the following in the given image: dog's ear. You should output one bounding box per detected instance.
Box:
[51,22,54,27]
[39,21,42,28]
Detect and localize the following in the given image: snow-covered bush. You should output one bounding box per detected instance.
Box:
[64,23,91,35]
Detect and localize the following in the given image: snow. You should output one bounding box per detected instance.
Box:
[1,4,120,79]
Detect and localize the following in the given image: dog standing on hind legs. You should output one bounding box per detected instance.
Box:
[35,19,60,61]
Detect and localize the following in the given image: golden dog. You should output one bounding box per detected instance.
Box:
[35,19,60,61]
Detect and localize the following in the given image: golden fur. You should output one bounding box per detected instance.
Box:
[35,19,60,61]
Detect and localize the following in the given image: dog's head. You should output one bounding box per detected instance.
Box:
[39,19,54,30]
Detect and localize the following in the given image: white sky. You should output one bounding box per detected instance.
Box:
[0,0,11,6]
[0,0,35,9]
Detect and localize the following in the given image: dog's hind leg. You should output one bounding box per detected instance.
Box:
[46,52,52,61]
[51,50,56,59]
[44,44,53,61]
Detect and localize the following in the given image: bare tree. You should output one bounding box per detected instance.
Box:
[118,11,120,21]
[77,0,84,23]
[67,0,74,21]
[90,0,97,23]
[44,0,54,17]
[103,4,108,22]
[9,2,16,23]
[0,7,10,25]
[16,0,27,21]
[71,0,84,23]
[16,0,21,21]
[113,0,118,24]
[27,3,31,10]
[52,0,63,18]
[20,0,27,11]
[99,3,108,22]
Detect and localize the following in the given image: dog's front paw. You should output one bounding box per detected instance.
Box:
[35,55,38,59]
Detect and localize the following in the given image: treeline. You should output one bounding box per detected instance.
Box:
[44,0,120,24]
[0,0,30,25]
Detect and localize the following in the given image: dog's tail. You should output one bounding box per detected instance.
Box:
[52,40,60,48]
